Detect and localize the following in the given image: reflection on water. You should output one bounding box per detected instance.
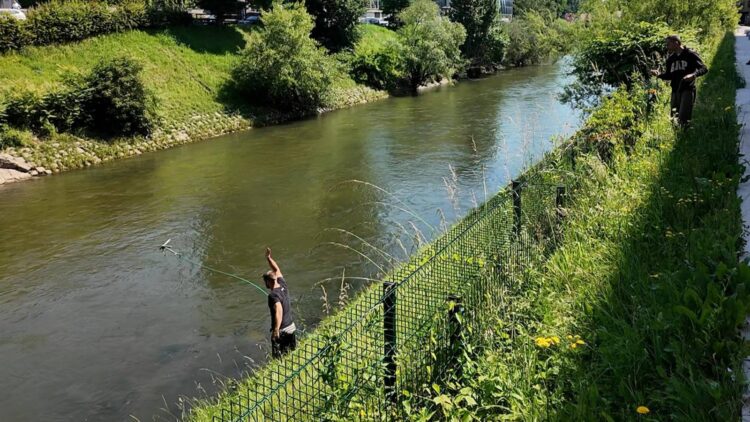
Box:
[0,63,577,421]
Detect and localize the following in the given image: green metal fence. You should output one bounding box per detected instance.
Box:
[207,158,572,422]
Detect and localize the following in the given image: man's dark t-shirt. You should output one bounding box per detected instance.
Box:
[267,277,294,331]
[658,48,708,91]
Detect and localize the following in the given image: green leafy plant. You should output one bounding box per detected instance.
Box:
[397,0,466,94]
[231,2,339,112]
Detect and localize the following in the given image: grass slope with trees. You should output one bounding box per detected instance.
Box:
[0,0,573,178]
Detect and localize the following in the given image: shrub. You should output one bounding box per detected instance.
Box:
[82,57,155,136]
[306,0,365,51]
[0,0,190,53]
[0,14,29,52]
[398,0,466,93]
[231,2,338,112]
[562,21,694,108]
[0,126,34,150]
[449,0,499,67]
[501,11,566,67]
[25,0,112,46]
[2,57,154,137]
[347,25,405,91]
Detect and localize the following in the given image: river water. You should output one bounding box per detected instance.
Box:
[0,63,577,421]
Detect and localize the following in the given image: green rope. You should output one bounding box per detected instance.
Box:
[161,242,268,296]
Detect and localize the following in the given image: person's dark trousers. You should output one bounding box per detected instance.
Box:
[271,332,297,358]
[670,87,696,127]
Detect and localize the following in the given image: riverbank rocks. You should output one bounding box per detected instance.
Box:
[0,153,33,173]
[0,168,32,185]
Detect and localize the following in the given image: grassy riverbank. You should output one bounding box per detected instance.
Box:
[406,31,750,420]
[184,30,750,421]
[0,25,386,175]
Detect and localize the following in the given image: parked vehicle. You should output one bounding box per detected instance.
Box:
[238,12,260,25]
[0,8,25,20]
[359,17,388,26]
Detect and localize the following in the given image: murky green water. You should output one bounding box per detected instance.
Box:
[0,64,577,421]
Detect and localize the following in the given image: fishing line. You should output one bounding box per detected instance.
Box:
[159,239,268,296]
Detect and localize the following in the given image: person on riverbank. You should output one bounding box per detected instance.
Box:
[650,34,708,127]
[263,247,297,358]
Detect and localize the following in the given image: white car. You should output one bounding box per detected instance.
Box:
[0,8,26,20]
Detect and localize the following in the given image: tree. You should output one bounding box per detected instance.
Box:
[231,2,338,112]
[397,0,466,93]
[306,0,366,51]
[449,0,498,67]
[382,0,410,27]
[513,0,567,17]
[196,0,242,23]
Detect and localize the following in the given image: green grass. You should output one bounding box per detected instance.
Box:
[0,25,387,173]
[402,31,750,421]
[0,26,249,125]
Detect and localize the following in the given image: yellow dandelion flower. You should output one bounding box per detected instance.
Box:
[535,337,551,348]
[576,339,586,345]
[551,336,561,345]
[570,343,578,349]
[566,335,573,340]
[636,405,650,414]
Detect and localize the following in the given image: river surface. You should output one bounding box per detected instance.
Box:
[0,63,577,421]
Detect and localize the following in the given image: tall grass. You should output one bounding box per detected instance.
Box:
[401,31,750,421]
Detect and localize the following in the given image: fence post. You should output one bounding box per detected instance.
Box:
[512,180,522,237]
[447,294,464,379]
[383,282,397,405]
[556,186,566,223]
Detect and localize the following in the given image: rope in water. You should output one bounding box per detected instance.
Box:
[159,239,268,296]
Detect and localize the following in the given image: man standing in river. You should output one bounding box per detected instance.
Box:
[263,248,297,358]
[651,34,708,127]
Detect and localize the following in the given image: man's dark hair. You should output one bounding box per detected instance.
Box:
[263,271,275,283]
[666,35,682,44]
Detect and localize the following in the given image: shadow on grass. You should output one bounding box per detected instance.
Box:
[553,32,750,420]
[162,25,247,54]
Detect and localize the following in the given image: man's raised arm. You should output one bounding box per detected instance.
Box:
[266,248,282,277]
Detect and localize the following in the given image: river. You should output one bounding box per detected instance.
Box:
[0,63,577,421]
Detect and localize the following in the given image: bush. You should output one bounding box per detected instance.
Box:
[1,57,154,137]
[26,0,112,45]
[398,0,466,93]
[82,57,154,136]
[562,21,694,108]
[306,0,365,51]
[231,2,338,112]
[347,25,405,91]
[0,0,190,53]
[501,11,567,67]
[0,126,34,150]
[0,15,29,53]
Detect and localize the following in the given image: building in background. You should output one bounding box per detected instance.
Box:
[499,0,513,20]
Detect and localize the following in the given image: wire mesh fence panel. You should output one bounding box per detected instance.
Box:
[206,171,572,422]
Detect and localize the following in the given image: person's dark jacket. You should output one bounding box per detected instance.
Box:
[658,47,708,91]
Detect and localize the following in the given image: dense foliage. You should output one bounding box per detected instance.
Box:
[449,0,498,67]
[306,0,366,51]
[2,57,154,137]
[513,0,577,17]
[232,2,339,112]
[0,0,190,53]
[501,11,570,67]
[381,0,410,27]
[346,25,405,91]
[580,0,737,40]
[398,0,466,93]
